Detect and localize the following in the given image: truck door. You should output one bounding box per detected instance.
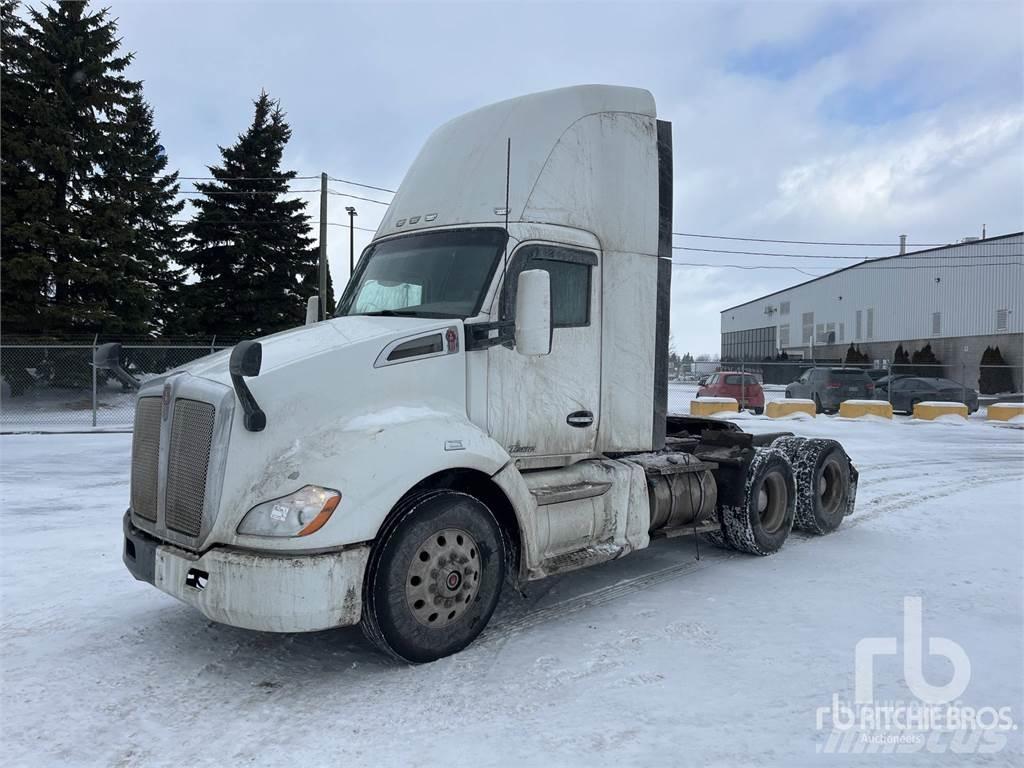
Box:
[486,243,601,462]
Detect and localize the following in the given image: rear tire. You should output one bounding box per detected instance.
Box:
[786,438,853,534]
[361,490,504,663]
[753,406,764,415]
[813,394,823,414]
[719,447,796,556]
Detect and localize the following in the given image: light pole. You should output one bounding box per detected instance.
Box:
[345,206,357,278]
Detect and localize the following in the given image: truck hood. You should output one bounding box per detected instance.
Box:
[181,315,448,384]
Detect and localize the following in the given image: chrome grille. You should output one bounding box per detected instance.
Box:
[130,397,162,521]
[165,399,216,538]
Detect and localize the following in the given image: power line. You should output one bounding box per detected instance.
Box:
[176,189,320,196]
[327,176,397,194]
[326,188,391,206]
[674,246,864,260]
[674,260,1024,273]
[672,231,948,247]
[178,175,320,181]
[673,245,1022,261]
[172,218,378,233]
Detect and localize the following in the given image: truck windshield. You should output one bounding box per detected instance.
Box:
[335,228,507,319]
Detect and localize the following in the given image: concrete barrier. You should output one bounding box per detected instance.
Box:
[987,402,1024,422]
[913,401,968,420]
[766,399,816,419]
[839,400,893,419]
[690,397,738,417]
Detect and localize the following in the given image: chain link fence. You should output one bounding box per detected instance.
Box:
[3,343,1020,431]
[668,359,1022,416]
[1,340,229,430]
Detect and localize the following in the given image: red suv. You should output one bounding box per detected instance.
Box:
[696,371,765,414]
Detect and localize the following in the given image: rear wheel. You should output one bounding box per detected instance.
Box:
[813,394,823,414]
[719,447,796,555]
[753,406,764,415]
[775,437,853,534]
[361,491,505,663]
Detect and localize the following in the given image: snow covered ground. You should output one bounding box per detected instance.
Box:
[1,418,1022,767]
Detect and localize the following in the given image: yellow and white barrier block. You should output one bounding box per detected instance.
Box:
[690,397,738,417]
[839,399,893,419]
[987,402,1024,422]
[913,401,968,421]
[766,399,816,419]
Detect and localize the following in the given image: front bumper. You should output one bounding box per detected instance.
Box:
[123,512,370,632]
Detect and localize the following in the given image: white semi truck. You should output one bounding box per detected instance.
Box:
[122,85,858,662]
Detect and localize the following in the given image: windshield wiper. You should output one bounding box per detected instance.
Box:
[350,309,457,319]
[352,309,423,317]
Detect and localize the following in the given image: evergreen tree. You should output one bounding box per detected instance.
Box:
[892,343,911,375]
[179,92,329,337]
[910,343,941,377]
[95,95,185,332]
[979,346,1015,395]
[0,1,182,336]
[1,0,49,334]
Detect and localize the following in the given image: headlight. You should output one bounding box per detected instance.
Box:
[237,485,341,537]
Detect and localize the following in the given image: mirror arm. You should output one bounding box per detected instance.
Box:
[464,320,515,351]
[229,341,267,432]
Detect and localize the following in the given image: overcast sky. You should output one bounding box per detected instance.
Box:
[103,0,1022,354]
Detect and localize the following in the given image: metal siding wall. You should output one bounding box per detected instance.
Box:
[720,235,1023,355]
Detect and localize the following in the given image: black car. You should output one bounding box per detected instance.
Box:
[785,367,875,413]
[874,376,979,414]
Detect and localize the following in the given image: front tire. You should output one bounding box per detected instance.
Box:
[361,491,505,663]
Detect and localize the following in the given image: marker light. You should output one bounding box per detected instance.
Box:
[238,486,341,537]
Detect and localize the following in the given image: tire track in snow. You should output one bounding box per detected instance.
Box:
[483,468,1021,643]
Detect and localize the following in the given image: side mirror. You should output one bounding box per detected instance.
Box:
[514,269,551,356]
[305,295,320,325]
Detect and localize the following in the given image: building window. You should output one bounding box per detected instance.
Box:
[779,324,790,348]
[839,322,845,342]
[780,301,790,316]
[996,309,1008,332]
[816,323,826,343]
[866,308,874,340]
[855,310,862,340]
[932,312,941,336]
[721,326,777,361]
[826,322,836,344]
[802,312,814,344]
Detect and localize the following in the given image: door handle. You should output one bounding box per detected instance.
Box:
[566,410,593,428]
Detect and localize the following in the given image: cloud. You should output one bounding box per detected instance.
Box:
[100,0,1022,355]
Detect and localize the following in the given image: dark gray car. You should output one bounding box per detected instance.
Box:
[874,376,979,414]
[785,367,875,413]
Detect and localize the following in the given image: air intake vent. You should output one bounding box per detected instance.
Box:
[130,397,162,522]
[165,399,215,538]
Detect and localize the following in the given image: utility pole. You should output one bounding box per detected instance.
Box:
[319,173,328,319]
[346,206,358,279]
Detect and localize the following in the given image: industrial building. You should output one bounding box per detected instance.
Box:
[720,232,1023,387]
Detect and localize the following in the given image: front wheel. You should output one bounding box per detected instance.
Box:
[361,491,505,663]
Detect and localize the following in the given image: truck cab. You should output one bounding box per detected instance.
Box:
[122,85,857,663]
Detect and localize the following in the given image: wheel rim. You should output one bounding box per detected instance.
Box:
[405,527,481,629]
[757,472,788,534]
[819,458,843,517]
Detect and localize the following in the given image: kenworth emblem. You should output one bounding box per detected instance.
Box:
[161,381,172,420]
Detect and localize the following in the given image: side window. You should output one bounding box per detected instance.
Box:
[502,245,597,329]
[530,258,591,328]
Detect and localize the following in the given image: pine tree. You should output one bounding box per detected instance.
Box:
[1,1,182,336]
[95,95,185,332]
[178,92,328,338]
[0,0,50,335]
